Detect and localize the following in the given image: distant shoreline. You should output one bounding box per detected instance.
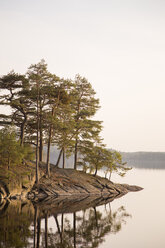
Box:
[121,152,165,169]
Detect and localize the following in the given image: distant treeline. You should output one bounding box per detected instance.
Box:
[121,152,165,169]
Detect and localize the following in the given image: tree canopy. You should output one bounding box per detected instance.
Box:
[0,60,128,180]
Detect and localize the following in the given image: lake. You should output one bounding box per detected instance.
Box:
[0,168,165,248]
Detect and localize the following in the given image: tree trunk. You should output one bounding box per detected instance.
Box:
[74,138,78,170]
[46,125,52,177]
[54,215,63,244]
[45,214,48,248]
[62,147,65,169]
[20,114,27,146]
[94,207,98,227]
[61,214,64,238]
[35,143,39,183]
[56,149,63,167]
[94,207,99,234]
[73,212,76,248]
[36,81,40,184]
[39,101,43,162]
[74,102,80,170]
[37,218,41,248]
[39,128,43,162]
[34,206,38,248]
[94,166,98,176]
[46,108,55,177]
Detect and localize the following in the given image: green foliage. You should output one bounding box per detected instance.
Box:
[81,144,130,178]
[0,127,34,168]
[0,127,23,168]
[104,150,131,180]
[0,60,130,179]
[22,144,35,161]
[81,145,106,175]
[70,75,101,169]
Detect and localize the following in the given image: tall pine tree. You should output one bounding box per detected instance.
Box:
[71,75,100,170]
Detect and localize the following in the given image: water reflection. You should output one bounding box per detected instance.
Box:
[0,199,34,248]
[0,196,131,248]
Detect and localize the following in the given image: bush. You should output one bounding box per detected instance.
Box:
[0,127,34,168]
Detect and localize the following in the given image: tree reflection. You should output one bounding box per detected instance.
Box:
[0,198,131,248]
[35,204,131,248]
[37,217,41,248]
[0,199,34,248]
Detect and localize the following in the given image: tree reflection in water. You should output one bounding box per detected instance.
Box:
[0,197,131,248]
[0,199,34,248]
[35,205,131,248]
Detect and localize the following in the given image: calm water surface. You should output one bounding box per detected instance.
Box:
[100,168,165,248]
[0,168,165,248]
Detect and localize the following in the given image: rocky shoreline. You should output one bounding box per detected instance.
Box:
[0,162,143,201]
[29,167,142,202]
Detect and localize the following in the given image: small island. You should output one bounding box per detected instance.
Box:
[0,61,142,202]
[0,161,142,201]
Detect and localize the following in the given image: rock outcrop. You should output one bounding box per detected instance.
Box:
[28,166,143,202]
[0,161,37,200]
[0,161,142,201]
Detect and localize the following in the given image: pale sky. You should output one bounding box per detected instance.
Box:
[0,0,165,152]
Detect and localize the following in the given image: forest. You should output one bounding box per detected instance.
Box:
[0,60,128,182]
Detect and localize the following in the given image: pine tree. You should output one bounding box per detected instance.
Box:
[71,75,100,170]
[27,60,52,162]
[0,71,30,145]
[104,150,130,180]
[0,127,34,169]
[0,60,129,182]
[82,144,106,176]
[54,102,75,168]
[27,60,52,181]
[45,75,62,176]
